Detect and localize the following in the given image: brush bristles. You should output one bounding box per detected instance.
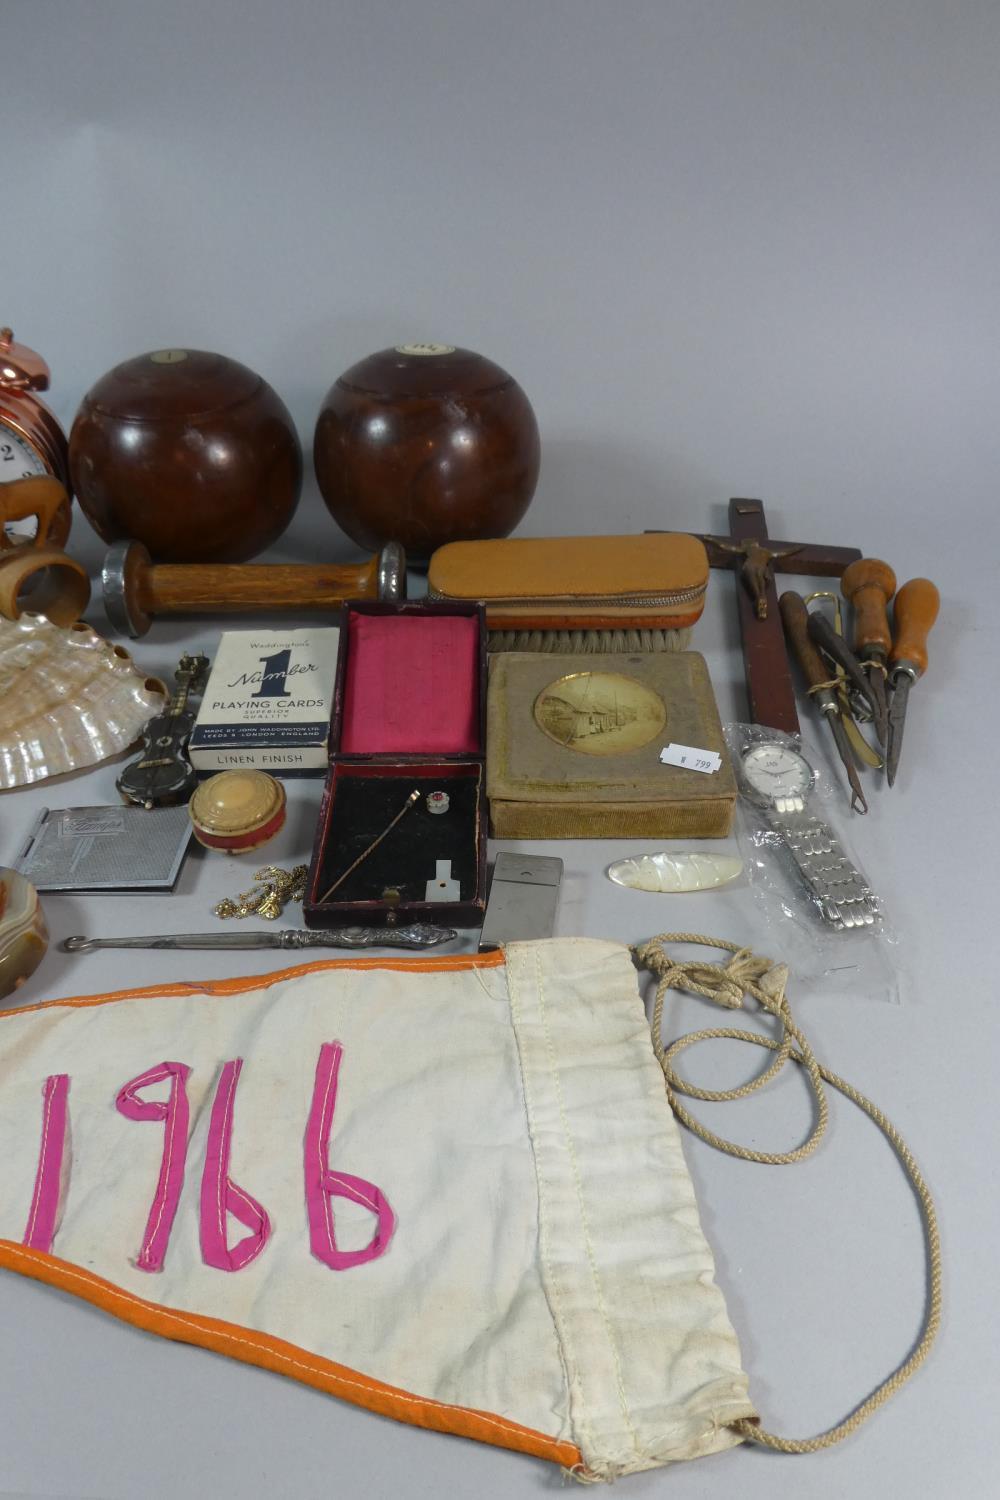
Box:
[486,627,690,654]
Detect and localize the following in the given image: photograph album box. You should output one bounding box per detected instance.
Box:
[189,628,340,775]
[486,650,736,838]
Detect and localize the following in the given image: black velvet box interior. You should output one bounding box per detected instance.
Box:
[304,601,487,929]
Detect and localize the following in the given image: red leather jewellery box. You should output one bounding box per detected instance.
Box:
[304,600,488,929]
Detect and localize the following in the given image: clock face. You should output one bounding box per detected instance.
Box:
[741,743,812,802]
[1,423,48,543]
[1,424,46,481]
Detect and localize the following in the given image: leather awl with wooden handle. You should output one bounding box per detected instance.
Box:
[101,539,406,638]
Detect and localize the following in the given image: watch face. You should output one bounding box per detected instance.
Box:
[741,743,812,802]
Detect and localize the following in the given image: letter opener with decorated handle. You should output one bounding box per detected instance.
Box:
[62,924,457,954]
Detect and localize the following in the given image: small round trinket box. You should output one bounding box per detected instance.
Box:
[188,771,287,855]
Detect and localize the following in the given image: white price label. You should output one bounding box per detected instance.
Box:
[659,742,722,774]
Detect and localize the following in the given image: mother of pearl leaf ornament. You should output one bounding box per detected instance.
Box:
[607,852,743,894]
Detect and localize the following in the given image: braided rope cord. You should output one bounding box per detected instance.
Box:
[632,932,942,1454]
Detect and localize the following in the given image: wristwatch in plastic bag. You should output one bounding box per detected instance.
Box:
[738,741,879,931]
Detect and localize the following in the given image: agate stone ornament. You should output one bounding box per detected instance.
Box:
[0,868,48,1000]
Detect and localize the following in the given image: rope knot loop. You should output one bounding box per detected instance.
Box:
[633,934,773,1012]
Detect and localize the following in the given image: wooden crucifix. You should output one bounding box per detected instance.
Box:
[698,499,862,735]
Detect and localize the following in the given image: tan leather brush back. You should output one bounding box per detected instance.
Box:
[428,533,709,629]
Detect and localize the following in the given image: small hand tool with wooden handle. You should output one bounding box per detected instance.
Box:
[102,538,406,638]
[805,608,886,746]
[886,578,940,787]
[840,558,896,747]
[779,590,869,813]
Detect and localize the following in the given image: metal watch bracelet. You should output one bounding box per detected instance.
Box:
[769,809,879,930]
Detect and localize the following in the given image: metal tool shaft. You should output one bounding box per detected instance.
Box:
[62,924,457,954]
[826,708,869,814]
[885,671,913,788]
[861,659,889,749]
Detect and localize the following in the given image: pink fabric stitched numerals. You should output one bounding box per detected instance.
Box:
[116,1061,191,1273]
[22,1074,70,1253]
[304,1041,396,1270]
[200,1058,271,1272]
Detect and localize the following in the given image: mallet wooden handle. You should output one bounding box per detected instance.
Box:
[889,578,939,678]
[136,558,383,614]
[841,558,896,659]
[103,538,406,637]
[780,591,837,706]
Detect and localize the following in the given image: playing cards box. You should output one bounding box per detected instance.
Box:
[189,628,340,775]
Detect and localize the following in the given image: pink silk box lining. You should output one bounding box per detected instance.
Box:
[340,613,481,755]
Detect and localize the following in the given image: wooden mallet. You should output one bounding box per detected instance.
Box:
[101,538,406,638]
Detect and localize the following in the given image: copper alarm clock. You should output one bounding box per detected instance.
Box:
[0,328,72,548]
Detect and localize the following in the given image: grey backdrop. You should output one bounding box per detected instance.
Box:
[2,3,997,1498]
